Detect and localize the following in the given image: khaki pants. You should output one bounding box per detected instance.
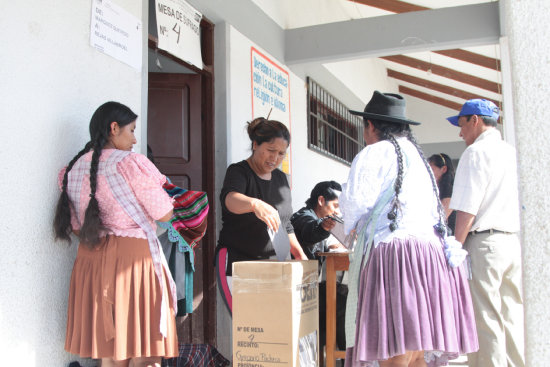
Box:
[464,231,525,367]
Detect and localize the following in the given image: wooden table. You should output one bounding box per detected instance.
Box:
[317,251,350,367]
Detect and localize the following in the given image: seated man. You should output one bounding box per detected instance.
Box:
[291,181,344,260]
[291,180,347,353]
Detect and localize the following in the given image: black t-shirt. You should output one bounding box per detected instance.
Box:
[290,206,331,261]
[439,174,453,199]
[438,175,456,233]
[218,160,294,275]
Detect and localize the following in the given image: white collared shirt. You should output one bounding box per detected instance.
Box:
[450,128,520,233]
[340,137,441,248]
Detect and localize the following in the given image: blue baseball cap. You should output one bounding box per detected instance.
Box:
[447,99,500,126]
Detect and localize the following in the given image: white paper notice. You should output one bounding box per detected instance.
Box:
[268,227,291,261]
[155,0,202,68]
[90,0,143,70]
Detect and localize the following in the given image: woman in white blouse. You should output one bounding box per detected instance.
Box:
[340,92,478,367]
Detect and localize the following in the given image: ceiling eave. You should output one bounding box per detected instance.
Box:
[284,2,501,66]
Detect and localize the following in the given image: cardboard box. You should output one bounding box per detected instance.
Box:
[232,260,319,367]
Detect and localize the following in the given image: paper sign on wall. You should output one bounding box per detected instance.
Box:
[251,47,292,177]
[155,0,203,68]
[90,0,143,70]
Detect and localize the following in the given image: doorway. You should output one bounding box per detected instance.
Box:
[147,16,216,346]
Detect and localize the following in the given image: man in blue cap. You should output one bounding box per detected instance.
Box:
[448,99,524,367]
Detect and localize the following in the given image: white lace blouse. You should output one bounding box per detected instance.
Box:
[340,137,441,248]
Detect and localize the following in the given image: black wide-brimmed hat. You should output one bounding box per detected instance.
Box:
[349,91,420,125]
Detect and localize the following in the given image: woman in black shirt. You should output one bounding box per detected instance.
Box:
[217,118,307,282]
[428,153,456,233]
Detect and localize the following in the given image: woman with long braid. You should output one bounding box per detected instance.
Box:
[341,92,478,367]
[54,102,178,367]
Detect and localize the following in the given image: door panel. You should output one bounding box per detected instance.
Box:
[148,86,190,161]
[148,73,201,190]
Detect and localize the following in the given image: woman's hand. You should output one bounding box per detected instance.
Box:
[251,198,281,232]
[225,192,280,231]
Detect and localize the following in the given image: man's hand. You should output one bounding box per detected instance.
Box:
[454,210,476,244]
[321,217,336,231]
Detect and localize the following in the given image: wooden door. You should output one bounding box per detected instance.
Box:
[148,72,212,344]
[148,73,202,190]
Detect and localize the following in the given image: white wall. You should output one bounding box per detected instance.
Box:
[324,58,396,107]
[503,0,550,365]
[286,72,350,209]
[405,95,466,160]
[0,1,147,365]
[406,96,462,145]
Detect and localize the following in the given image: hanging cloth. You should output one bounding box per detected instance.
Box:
[158,180,209,314]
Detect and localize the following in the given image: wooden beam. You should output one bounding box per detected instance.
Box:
[285,3,501,65]
[348,0,428,13]
[387,69,502,107]
[399,85,463,111]
[382,55,501,93]
[434,49,501,70]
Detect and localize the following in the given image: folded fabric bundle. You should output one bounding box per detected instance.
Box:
[158,181,210,315]
[163,181,209,249]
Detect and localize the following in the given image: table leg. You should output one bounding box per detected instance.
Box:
[325,257,336,367]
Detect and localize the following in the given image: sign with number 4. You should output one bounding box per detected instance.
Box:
[155,0,202,68]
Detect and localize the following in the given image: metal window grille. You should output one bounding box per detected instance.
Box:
[306,77,364,165]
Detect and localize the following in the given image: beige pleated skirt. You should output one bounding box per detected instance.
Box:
[65,236,179,361]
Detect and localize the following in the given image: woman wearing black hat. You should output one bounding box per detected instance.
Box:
[340,92,478,367]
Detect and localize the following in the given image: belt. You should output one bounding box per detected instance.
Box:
[471,229,512,235]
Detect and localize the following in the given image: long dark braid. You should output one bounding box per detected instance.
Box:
[79,139,107,246]
[382,132,404,232]
[406,130,448,238]
[53,101,138,246]
[54,141,94,242]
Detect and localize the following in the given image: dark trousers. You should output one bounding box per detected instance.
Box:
[318,281,348,352]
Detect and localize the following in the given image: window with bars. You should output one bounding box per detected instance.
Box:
[307,77,365,165]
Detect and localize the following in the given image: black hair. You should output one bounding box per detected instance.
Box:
[147,144,155,164]
[53,101,138,246]
[305,180,342,209]
[428,153,455,196]
[366,118,448,236]
[247,117,290,149]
